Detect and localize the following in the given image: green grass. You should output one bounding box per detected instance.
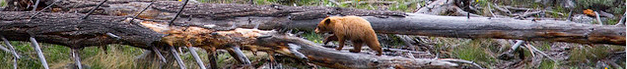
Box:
[603,18,619,25]
[0,41,278,69]
[300,31,324,44]
[0,42,149,69]
[1,0,6,7]
[476,0,490,16]
[79,45,143,69]
[569,45,624,66]
[451,39,498,68]
[0,41,73,69]
[549,5,568,18]
[539,59,558,69]
[538,42,552,51]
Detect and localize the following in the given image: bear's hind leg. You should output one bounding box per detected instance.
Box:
[366,40,382,56]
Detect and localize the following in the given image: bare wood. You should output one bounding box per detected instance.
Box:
[71,49,83,69]
[525,44,557,62]
[1,36,21,58]
[187,46,206,69]
[616,13,625,26]
[169,46,186,69]
[29,37,49,69]
[594,11,603,25]
[0,44,10,53]
[31,0,41,11]
[415,0,481,17]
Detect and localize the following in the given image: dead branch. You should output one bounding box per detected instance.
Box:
[594,11,603,25]
[491,3,511,15]
[616,13,625,26]
[438,59,484,69]
[503,6,534,11]
[415,0,481,17]
[525,44,557,62]
[513,10,542,19]
[327,0,342,6]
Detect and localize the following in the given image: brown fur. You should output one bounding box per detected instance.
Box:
[315,16,382,56]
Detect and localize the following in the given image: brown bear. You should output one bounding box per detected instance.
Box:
[315,16,382,56]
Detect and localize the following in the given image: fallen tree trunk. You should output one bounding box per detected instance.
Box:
[0,11,469,68]
[0,11,162,49]
[12,1,619,45]
[5,1,622,45]
[361,14,625,45]
[257,34,462,69]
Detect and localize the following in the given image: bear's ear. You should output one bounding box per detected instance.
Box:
[324,18,331,24]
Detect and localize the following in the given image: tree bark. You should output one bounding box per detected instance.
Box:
[0,11,162,49]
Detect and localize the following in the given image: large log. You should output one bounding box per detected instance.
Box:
[256,34,461,69]
[5,1,622,45]
[0,11,469,68]
[0,11,162,49]
[19,1,620,45]
[0,12,474,68]
[362,14,625,45]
